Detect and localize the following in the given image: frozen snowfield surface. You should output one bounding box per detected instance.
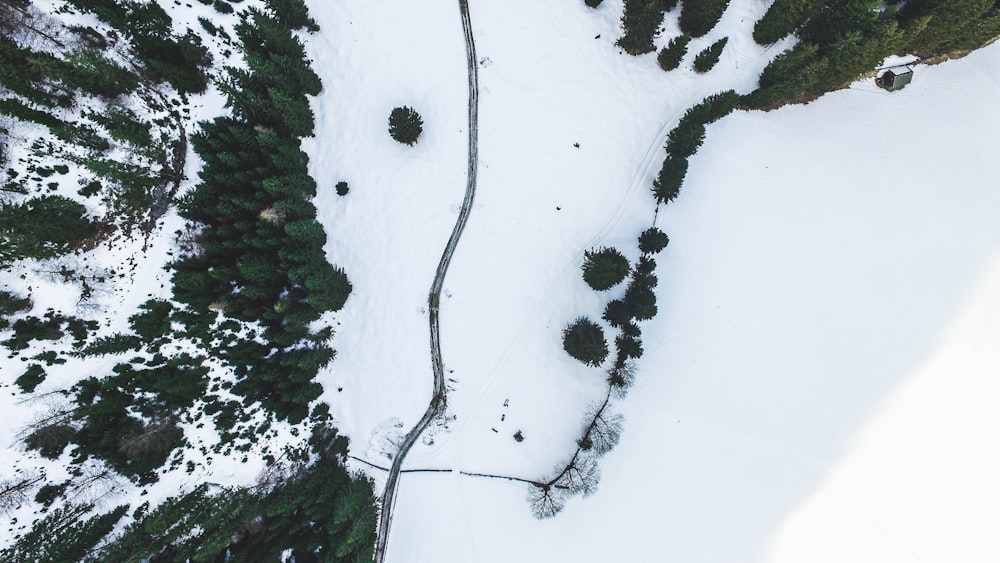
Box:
[302,1,1000,562]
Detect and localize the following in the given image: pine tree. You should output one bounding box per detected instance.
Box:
[581,247,631,291]
[562,317,610,367]
[388,106,423,145]
[652,154,687,203]
[657,34,690,70]
[693,37,728,72]
[617,0,663,55]
[679,0,732,37]
[638,227,670,254]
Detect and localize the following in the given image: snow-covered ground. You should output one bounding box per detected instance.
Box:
[303,0,1000,561]
[387,37,1000,563]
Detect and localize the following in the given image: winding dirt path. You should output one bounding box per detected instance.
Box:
[373,2,479,561]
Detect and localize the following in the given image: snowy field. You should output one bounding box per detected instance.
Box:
[302,1,1000,561]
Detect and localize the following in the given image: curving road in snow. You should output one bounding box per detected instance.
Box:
[373,2,479,561]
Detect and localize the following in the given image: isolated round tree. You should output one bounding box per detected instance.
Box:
[563,317,609,367]
[388,106,423,145]
[581,247,630,291]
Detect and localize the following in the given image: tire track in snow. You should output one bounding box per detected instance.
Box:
[373,1,478,561]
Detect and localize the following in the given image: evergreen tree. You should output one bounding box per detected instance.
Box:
[652,154,687,203]
[563,317,610,367]
[617,0,663,55]
[679,0,732,37]
[693,37,728,72]
[0,195,97,261]
[581,247,631,291]
[638,227,670,254]
[1,504,127,562]
[658,34,690,71]
[388,106,423,145]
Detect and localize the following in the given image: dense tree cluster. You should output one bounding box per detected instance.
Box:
[744,0,1000,109]
[653,90,738,203]
[66,0,211,93]
[4,427,377,562]
[175,9,350,422]
[0,195,96,262]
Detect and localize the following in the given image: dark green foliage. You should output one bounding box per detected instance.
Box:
[743,1,902,108]
[79,333,143,356]
[638,227,669,254]
[96,428,376,562]
[624,281,657,321]
[34,483,67,506]
[172,9,349,421]
[89,106,152,147]
[265,0,320,31]
[585,0,604,7]
[0,290,30,316]
[602,299,631,328]
[617,0,664,54]
[898,0,1000,55]
[666,119,706,158]
[563,317,609,367]
[652,154,687,203]
[63,50,140,98]
[335,180,349,195]
[658,34,690,70]
[67,0,212,93]
[0,195,96,261]
[214,0,234,13]
[388,106,423,145]
[5,312,66,350]
[582,247,631,291]
[129,299,173,340]
[616,334,644,360]
[679,0,731,37]
[0,504,127,563]
[753,0,826,45]
[693,37,727,72]
[15,364,46,393]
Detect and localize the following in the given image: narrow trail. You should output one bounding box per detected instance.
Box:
[373,1,479,561]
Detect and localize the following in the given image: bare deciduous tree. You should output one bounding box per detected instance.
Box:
[555,455,601,498]
[0,470,44,514]
[581,406,624,456]
[527,483,567,520]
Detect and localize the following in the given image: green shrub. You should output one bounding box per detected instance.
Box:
[335,181,349,195]
[388,106,423,145]
[693,37,727,72]
[585,0,603,7]
[563,317,609,367]
[582,247,631,291]
[657,34,690,71]
[130,300,174,340]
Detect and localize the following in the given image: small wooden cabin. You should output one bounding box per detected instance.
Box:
[879,66,913,91]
